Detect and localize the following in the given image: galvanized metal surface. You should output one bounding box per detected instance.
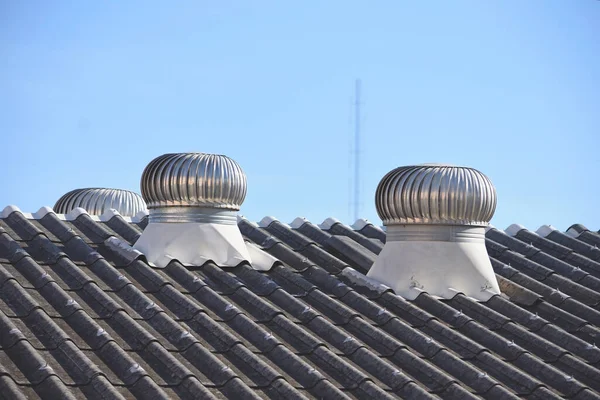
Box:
[141,153,247,210]
[376,165,496,226]
[54,188,147,216]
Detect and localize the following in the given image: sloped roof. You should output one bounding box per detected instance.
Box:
[0,207,599,399]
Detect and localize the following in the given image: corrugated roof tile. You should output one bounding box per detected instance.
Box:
[1,213,599,398]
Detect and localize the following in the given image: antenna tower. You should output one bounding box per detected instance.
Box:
[353,79,361,222]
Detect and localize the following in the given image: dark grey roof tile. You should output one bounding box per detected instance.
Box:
[388,348,458,393]
[306,380,352,400]
[346,347,412,391]
[546,231,600,262]
[0,376,30,400]
[305,345,372,390]
[139,341,198,385]
[71,282,133,318]
[420,319,486,359]
[529,252,595,288]
[114,283,162,320]
[302,266,353,298]
[3,213,600,398]
[486,229,540,257]
[30,375,79,400]
[354,224,386,243]
[556,298,600,327]
[571,388,600,400]
[23,236,68,266]
[120,260,173,293]
[87,258,133,292]
[3,340,62,385]
[256,377,309,400]
[0,220,21,242]
[338,290,395,325]
[296,244,348,274]
[327,235,377,273]
[191,284,245,322]
[577,325,600,345]
[225,313,282,353]
[125,375,172,400]
[413,295,474,329]
[13,309,71,351]
[216,376,264,400]
[4,257,51,289]
[265,287,320,324]
[103,216,142,244]
[265,220,316,251]
[499,321,567,362]
[512,352,587,397]
[0,239,28,266]
[65,238,105,267]
[378,292,436,327]
[202,263,246,295]
[269,265,316,298]
[266,345,327,389]
[225,288,283,323]
[344,317,402,356]
[181,311,242,353]
[485,295,548,331]
[70,214,114,243]
[449,294,510,330]
[517,229,573,257]
[538,324,600,363]
[95,341,148,385]
[459,320,528,361]
[163,260,209,294]
[325,222,383,255]
[305,316,363,355]
[263,314,322,354]
[238,218,280,247]
[525,299,589,332]
[135,215,148,230]
[180,342,239,385]
[429,349,501,395]
[485,237,510,258]
[486,296,600,362]
[436,382,479,400]
[232,264,280,296]
[293,220,332,245]
[162,376,220,400]
[2,211,44,242]
[552,354,600,391]
[575,231,600,248]
[481,384,521,400]
[497,250,553,281]
[471,351,543,395]
[102,310,159,350]
[224,343,284,387]
[0,279,43,317]
[381,318,445,359]
[305,290,359,325]
[154,284,204,320]
[63,309,114,350]
[0,262,19,289]
[541,274,600,307]
[263,243,315,272]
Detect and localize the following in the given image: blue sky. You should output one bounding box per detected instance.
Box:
[1,1,598,231]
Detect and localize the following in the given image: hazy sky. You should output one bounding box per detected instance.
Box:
[1,1,598,231]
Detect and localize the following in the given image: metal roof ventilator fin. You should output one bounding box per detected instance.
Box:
[54,188,147,217]
[367,164,501,301]
[133,152,271,270]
